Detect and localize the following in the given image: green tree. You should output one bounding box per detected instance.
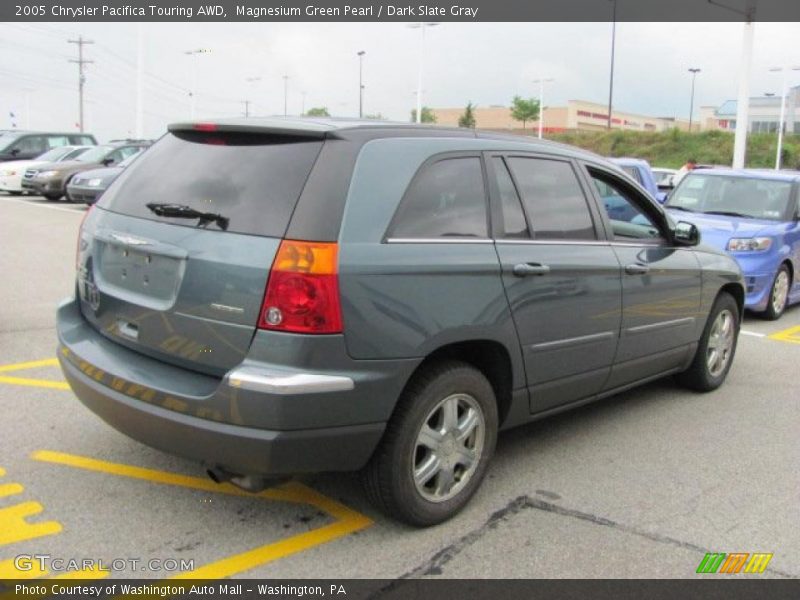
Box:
[410,106,437,123]
[510,96,540,130]
[305,107,330,117]
[458,102,477,128]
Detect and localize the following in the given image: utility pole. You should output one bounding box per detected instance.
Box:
[732,0,757,169]
[243,100,251,118]
[688,68,701,132]
[135,24,143,139]
[607,0,617,129]
[357,50,366,118]
[68,36,94,133]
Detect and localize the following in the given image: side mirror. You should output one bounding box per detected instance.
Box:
[102,158,114,166]
[673,221,700,246]
[655,191,667,204]
[10,148,20,156]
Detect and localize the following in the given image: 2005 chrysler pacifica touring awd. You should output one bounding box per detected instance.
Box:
[58,118,745,525]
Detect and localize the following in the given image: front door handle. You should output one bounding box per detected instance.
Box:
[625,263,650,275]
[513,263,551,277]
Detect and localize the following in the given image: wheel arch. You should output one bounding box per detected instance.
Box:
[401,339,517,428]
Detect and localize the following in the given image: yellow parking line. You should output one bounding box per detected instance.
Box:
[32,450,373,578]
[769,325,800,345]
[0,358,69,390]
[0,358,60,373]
[0,376,70,390]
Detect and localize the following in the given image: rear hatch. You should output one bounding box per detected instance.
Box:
[77,127,324,376]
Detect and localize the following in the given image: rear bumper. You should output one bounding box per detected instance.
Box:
[59,354,384,475]
[56,297,417,476]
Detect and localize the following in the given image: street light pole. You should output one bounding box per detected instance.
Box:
[533,78,554,140]
[607,0,617,129]
[688,68,701,132]
[769,65,800,170]
[184,48,211,119]
[357,50,366,118]
[408,22,439,124]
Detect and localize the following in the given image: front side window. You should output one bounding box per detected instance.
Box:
[589,169,662,240]
[390,157,488,239]
[12,136,47,156]
[506,157,596,241]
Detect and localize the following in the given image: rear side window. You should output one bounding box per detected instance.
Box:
[389,157,488,239]
[507,157,596,241]
[99,132,323,237]
[70,135,96,145]
[47,135,69,148]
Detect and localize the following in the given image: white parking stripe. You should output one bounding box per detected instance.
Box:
[740,330,766,338]
[0,196,85,214]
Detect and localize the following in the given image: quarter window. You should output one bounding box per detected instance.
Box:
[390,157,488,239]
[506,157,596,241]
[492,157,529,239]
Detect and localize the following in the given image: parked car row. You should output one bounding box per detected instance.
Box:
[609,155,799,321]
[0,145,93,194]
[0,130,152,203]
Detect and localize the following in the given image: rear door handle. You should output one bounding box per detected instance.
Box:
[625,263,650,275]
[513,263,551,277]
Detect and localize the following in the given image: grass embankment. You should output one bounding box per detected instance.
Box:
[545,129,799,169]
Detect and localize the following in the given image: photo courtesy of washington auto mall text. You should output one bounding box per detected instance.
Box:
[1,0,800,599]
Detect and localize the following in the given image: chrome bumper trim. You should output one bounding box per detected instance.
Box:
[226,367,355,395]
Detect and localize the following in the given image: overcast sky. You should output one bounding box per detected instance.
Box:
[1,21,798,141]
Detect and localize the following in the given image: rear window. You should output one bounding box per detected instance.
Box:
[99,132,323,237]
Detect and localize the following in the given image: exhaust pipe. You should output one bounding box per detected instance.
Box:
[206,467,288,493]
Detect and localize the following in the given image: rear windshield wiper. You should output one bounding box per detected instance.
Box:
[146,203,229,231]
[702,210,749,218]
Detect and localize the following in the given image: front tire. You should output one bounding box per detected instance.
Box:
[676,292,739,392]
[43,193,62,202]
[761,265,790,321]
[362,361,498,527]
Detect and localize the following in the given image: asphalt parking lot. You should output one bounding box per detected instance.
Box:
[1,193,798,580]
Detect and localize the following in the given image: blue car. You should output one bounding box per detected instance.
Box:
[665,169,800,319]
[610,157,668,203]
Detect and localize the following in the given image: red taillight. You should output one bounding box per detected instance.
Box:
[192,123,217,131]
[258,240,342,334]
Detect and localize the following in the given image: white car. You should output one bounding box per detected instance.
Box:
[0,146,93,194]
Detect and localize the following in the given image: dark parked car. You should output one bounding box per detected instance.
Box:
[58,118,745,526]
[23,142,149,200]
[0,131,96,162]
[66,150,143,205]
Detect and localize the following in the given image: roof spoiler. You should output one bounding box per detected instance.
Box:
[167,121,339,140]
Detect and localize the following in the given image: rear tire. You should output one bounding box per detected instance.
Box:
[362,360,498,527]
[676,292,739,392]
[43,193,62,202]
[760,265,790,321]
